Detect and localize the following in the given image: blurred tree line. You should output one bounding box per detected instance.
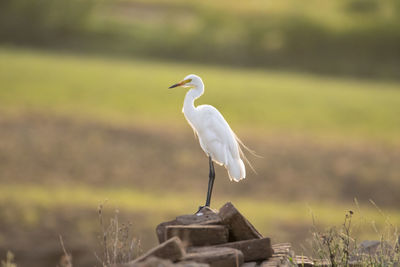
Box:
[1,0,400,79]
[0,0,93,43]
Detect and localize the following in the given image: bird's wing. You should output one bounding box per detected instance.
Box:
[196,105,240,159]
[197,105,256,172]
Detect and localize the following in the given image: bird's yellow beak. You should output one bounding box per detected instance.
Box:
[168,78,192,89]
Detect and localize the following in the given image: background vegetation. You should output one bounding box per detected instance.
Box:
[1,0,400,78]
[1,0,400,266]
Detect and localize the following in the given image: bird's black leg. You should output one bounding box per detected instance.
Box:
[205,156,215,207]
[196,156,215,214]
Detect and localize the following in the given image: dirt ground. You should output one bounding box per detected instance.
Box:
[1,113,399,205]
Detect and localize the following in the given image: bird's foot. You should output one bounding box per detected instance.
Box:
[195,205,208,215]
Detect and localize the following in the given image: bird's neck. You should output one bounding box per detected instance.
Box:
[183,85,204,123]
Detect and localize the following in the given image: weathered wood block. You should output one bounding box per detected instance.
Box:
[189,237,273,262]
[259,256,282,267]
[123,256,175,267]
[183,247,244,267]
[156,219,180,243]
[122,237,185,266]
[123,256,210,267]
[165,225,228,246]
[156,208,221,244]
[175,261,210,267]
[219,202,263,241]
[241,262,258,267]
[216,237,272,261]
[176,207,221,225]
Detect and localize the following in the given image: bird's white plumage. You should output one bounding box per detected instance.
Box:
[179,74,246,181]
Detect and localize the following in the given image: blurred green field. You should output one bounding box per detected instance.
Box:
[1,47,400,143]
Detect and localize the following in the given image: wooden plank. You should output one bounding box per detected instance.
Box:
[175,261,210,267]
[157,207,221,244]
[215,237,273,261]
[241,262,258,267]
[219,202,263,241]
[165,225,228,246]
[183,247,243,267]
[122,237,185,266]
[120,256,175,267]
[189,237,273,262]
[295,255,314,266]
[176,207,221,225]
[122,256,210,267]
[272,243,291,255]
[259,256,282,267]
[156,219,180,244]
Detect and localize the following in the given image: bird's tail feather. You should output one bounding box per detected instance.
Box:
[227,158,246,182]
[233,132,261,175]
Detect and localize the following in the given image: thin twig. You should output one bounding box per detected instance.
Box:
[59,235,73,267]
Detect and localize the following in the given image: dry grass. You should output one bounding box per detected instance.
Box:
[310,203,400,266]
[95,203,141,267]
[58,236,73,267]
[1,251,16,267]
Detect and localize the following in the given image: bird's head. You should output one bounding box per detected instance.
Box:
[169,74,203,89]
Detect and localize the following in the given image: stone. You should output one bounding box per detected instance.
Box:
[358,240,393,256]
[219,202,263,241]
[165,225,229,246]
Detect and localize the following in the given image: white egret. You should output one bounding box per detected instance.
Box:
[169,74,251,210]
